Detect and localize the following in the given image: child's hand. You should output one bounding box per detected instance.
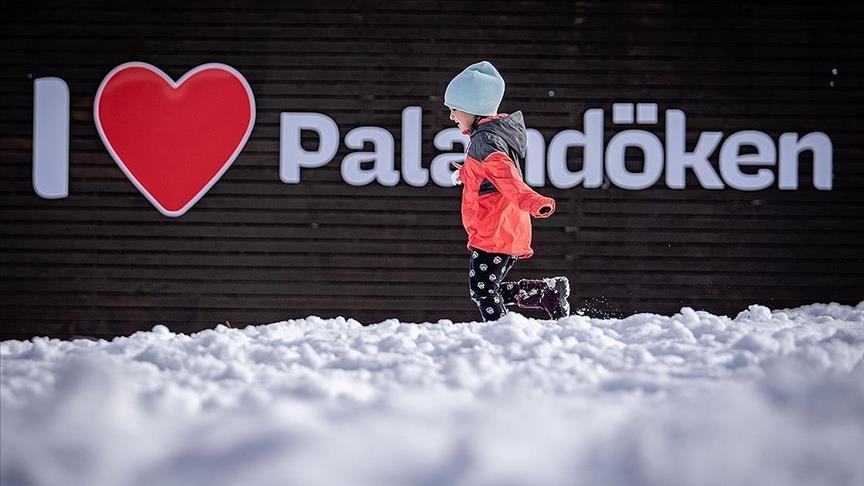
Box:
[450,162,463,186]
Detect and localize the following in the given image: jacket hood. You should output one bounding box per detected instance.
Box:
[473,111,527,159]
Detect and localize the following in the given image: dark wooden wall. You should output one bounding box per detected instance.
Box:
[2,1,862,339]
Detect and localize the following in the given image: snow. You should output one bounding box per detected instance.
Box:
[2,302,863,486]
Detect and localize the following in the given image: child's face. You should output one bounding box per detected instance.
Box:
[449,108,475,133]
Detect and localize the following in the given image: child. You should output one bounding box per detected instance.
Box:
[445,60,571,321]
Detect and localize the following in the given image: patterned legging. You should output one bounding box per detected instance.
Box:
[468,248,519,321]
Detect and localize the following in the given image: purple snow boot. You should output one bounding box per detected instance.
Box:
[514,277,571,319]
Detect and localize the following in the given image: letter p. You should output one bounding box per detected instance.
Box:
[280,113,339,183]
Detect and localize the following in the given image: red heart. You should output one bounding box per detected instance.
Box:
[94,62,255,217]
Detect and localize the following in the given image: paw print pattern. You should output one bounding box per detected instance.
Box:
[468,250,518,322]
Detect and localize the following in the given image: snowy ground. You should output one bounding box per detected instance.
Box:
[2,303,863,486]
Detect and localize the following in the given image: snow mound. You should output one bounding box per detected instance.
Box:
[2,303,863,486]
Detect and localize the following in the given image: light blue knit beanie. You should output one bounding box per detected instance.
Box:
[444,61,505,116]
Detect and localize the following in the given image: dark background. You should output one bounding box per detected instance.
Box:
[1,1,862,339]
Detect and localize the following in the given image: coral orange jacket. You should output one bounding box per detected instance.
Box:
[459,112,555,259]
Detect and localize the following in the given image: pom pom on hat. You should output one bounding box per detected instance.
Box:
[444,61,505,117]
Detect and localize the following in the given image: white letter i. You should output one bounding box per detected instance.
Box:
[32,77,70,199]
